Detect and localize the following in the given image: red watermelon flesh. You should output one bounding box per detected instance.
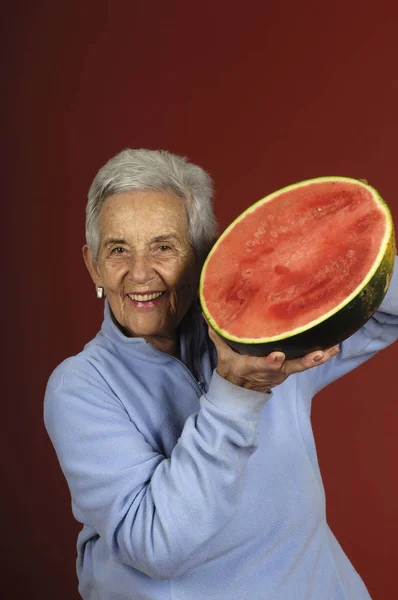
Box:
[201,179,391,343]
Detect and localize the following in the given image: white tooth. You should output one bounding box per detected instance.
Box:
[129,291,164,301]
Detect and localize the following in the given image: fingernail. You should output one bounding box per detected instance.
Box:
[274,353,284,362]
[312,353,323,362]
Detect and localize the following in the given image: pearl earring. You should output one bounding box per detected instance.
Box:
[96,286,104,299]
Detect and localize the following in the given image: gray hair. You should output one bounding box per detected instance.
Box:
[86,148,218,260]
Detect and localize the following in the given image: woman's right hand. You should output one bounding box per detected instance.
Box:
[207,325,339,393]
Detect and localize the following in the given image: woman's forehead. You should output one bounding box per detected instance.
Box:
[98,191,189,241]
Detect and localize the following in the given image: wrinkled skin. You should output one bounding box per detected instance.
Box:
[83,190,198,356]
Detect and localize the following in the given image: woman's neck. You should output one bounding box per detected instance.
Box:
[143,335,180,357]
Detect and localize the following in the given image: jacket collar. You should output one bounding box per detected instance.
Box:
[100,299,210,371]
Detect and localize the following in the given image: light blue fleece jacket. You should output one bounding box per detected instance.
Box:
[44,259,398,600]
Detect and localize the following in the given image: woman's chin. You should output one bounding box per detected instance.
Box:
[123,312,176,341]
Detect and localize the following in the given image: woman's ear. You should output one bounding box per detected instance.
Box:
[82,245,102,286]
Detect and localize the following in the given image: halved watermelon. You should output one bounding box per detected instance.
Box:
[200,177,395,359]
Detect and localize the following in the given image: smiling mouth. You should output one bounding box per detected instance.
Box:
[128,291,166,302]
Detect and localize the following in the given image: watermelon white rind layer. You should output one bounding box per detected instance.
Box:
[199,176,396,358]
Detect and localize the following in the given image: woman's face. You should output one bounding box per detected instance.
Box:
[84,190,198,351]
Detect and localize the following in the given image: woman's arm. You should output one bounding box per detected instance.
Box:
[44,362,270,580]
[304,256,398,396]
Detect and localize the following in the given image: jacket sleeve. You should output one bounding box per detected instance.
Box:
[306,256,398,396]
[44,365,270,580]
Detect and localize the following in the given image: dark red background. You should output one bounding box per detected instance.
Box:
[4,1,398,598]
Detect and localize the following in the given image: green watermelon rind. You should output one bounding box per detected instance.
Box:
[199,177,395,358]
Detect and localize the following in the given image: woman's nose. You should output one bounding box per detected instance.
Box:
[127,254,155,284]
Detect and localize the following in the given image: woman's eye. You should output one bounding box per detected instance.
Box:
[159,245,171,251]
[112,247,125,254]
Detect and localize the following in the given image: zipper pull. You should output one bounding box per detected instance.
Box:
[197,381,206,393]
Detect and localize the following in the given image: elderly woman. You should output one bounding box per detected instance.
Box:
[45,149,398,600]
